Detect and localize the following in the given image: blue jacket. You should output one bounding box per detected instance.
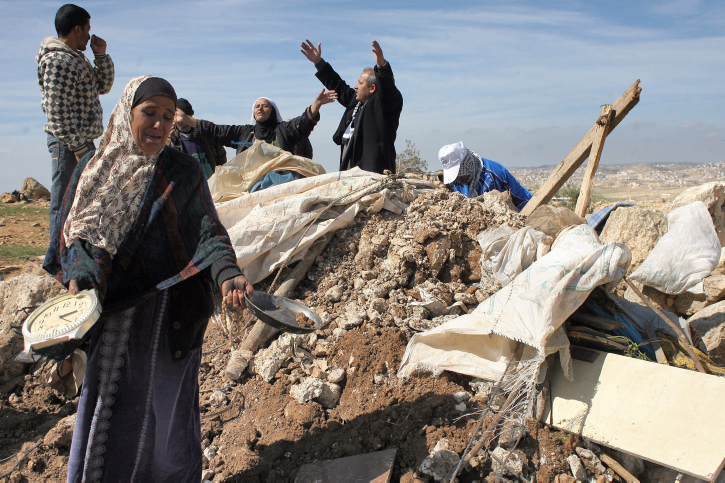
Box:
[450,157,532,211]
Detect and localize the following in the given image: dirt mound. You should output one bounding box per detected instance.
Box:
[1,189,577,481]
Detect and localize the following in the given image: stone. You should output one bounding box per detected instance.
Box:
[313,339,333,356]
[554,475,578,483]
[19,178,50,201]
[566,454,587,480]
[453,292,477,305]
[325,286,343,302]
[687,299,725,364]
[339,309,365,330]
[202,469,215,482]
[317,382,341,408]
[370,297,388,313]
[454,402,466,412]
[203,447,216,461]
[575,447,606,474]
[599,207,668,275]
[418,438,460,481]
[674,274,725,315]
[1,192,18,203]
[327,368,346,384]
[425,238,451,276]
[671,181,725,246]
[43,414,76,448]
[208,390,228,408]
[290,377,340,408]
[332,328,347,338]
[453,391,471,403]
[491,446,523,475]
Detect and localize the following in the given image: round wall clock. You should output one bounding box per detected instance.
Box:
[22,289,102,357]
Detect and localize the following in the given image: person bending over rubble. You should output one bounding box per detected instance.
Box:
[439,141,532,212]
[44,76,253,482]
[167,98,227,178]
[174,92,336,160]
[301,39,403,174]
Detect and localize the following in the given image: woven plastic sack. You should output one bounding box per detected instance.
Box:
[630,201,721,295]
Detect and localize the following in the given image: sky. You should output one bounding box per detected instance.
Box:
[0,0,723,193]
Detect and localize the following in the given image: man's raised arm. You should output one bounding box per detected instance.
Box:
[301,39,356,107]
[371,40,402,112]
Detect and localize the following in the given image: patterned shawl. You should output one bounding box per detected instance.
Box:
[63,75,161,257]
[458,149,484,197]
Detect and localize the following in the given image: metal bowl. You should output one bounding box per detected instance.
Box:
[244,292,322,334]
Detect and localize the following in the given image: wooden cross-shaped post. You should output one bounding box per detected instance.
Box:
[520,80,641,216]
[574,104,613,217]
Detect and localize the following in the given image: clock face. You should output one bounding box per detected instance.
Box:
[28,293,95,336]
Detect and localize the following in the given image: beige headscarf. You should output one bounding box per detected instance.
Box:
[63,75,166,257]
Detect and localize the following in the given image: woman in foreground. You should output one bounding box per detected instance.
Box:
[45,76,252,481]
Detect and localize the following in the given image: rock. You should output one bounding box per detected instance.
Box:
[1,192,18,203]
[599,207,668,275]
[491,446,523,475]
[332,328,347,338]
[373,373,385,385]
[339,309,365,329]
[201,469,215,481]
[1,272,66,384]
[671,181,725,246]
[674,274,725,315]
[317,382,341,408]
[290,377,340,408]
[370,297,388,312]
[526,205,586,238]
[208,390,228,408]
[453,391,471,403]
[327,368,346,384]
[418,438,460,481]
[566,454,587,480]
[554,475,578,483]
[575,447,606,474]
[313,339,333,356]
[469,379,494,398]
[251,339,292,383]
[454,402,466,412]
[325,286,343,302]
[203,447,216,461]
[19,178,50,201]
[453,292,477,305]
[688,300,725,364]
[43,414,76,448]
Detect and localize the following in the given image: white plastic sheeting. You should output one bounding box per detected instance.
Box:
[208,141,326,202]
[630,201,721,295]
[398,224,632,382]
[214,168,439,284]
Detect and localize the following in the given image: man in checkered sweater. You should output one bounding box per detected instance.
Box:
[36,4,114,242]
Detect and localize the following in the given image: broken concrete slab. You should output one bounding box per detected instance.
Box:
[675,275,725,316]
[294,448,397,483]
[567,453,587,480]
[671,181,725,246]
[543,348,725,481]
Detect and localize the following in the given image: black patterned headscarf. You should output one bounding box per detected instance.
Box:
[457,149,484,197]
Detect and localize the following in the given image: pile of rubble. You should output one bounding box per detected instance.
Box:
[1,178,50,204]
[3,179,725,482]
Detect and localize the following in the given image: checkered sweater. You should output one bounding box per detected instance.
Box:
[36,37,114,157]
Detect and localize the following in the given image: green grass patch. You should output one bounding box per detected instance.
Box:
[0,203,49,218]
[0,244,47,263]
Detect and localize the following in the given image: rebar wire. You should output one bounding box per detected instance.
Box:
[445,342,522,482]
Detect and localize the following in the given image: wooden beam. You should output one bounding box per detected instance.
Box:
[569,313,625,331]
[575,104,613,217]
[521,80,641,216]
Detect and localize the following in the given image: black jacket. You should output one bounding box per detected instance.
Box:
[315,60,403,174]
[167,128,227,171]
[194,107,319,159]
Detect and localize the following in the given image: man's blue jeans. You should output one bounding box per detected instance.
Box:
[47,133,95,243]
